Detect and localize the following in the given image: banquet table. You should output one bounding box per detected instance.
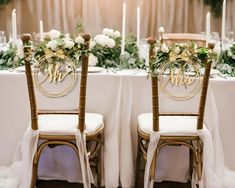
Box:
[0,69,235,188]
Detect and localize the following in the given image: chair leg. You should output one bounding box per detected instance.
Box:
[31,154,38,188]
[97,134,102,188]
[196,141,203,181]
[150,150,157,181]
[134,136,142,188]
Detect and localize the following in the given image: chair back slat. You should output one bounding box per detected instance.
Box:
[22,34,38,130]
[78,33,90,132]
[147,37,159,132]
[197,60,212,129]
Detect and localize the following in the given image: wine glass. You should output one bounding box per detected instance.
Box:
[211,32,220,43]
[0,31,7,50]
[138,39,149,66]
[227,31,234,44]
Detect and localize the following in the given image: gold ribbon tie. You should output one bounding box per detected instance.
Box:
[45,48,65,59]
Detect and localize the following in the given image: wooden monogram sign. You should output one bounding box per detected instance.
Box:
[34,55,77,98]
[159,61,202,100]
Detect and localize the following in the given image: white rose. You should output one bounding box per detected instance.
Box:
[106,38,115,48]
[94,34,115,48]
[103,28,114,37]
[63,38,75,49]
[114,30,121,38]
[88,54,98,66]
[161,43,169,53]
[228,50,233,57]
[75,36,85,44]
[49,29,61,40]
[173,46,180,54]
[158,27,165,33]
[47,40,58,51]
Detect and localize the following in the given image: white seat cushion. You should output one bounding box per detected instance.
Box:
[38,113,103,135]
[138,113,206,136]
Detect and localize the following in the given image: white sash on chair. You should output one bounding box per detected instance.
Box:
[75,130,94,188]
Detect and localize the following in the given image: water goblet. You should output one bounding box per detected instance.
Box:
[227,31,234,44]
[0,31,7,50]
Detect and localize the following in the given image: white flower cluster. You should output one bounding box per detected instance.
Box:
[94,34,115,48]
[75,36,85,44]
[46,29,85,51]
[102,28,120,38]
[63,37,75,49]
[48,29,61,40]
[92,28,121,48]
[47,40,58,51]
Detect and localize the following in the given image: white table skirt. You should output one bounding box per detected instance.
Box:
[0,70,234,188]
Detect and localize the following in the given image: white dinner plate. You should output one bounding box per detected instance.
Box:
[199,68,220,75]
[14,66,25,72]
[77,66,105,73]
[162,69,196,76]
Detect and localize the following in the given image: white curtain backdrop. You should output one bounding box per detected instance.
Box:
[0,0,234,38]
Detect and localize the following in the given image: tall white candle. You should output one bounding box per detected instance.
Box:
[12,9,17,46]
[121,2,126,56]
[206,12,210,46]
[222,0,226,40]
[137,6,140,46]
[40,20,43,41]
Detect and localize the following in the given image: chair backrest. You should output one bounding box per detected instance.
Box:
[21,33,90,132]
[147,33,214,132]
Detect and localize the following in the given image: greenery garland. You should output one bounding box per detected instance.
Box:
[0,0,11,8]
[216,44,235,76]
[203,0,223,17]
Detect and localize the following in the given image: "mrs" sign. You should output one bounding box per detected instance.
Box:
[159,61,202,101]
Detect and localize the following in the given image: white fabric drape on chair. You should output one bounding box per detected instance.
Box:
[0,0,234,37]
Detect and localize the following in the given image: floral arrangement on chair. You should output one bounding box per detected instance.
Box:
[216,44,235,76]
[0,42,24,70]
[33,29,89,71]
[148,41,217,78]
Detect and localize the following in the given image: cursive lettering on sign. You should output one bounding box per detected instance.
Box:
[169,69,194,87]
[38,64,72,84]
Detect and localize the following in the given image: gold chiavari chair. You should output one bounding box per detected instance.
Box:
[21,33,104,188]
[135,32,214,187]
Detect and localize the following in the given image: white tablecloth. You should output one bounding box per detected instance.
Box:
[0,70,234,188]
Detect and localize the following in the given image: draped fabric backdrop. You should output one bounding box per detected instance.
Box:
[0,0,234,38]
